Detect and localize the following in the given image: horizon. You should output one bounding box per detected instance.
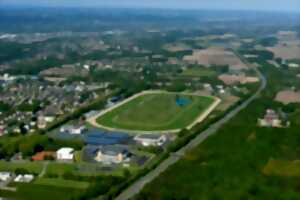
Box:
[1,0,300,13]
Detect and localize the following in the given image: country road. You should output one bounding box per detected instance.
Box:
[115,64,267,200]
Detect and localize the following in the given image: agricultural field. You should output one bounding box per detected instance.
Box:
[96,92,217,132]
[275,90,300,104]
[181,68,217,77]
[0,161,43,174]
[34,178,90,189]
[183,47,247,70]
[267,45,300,60]
[267,32,300,60]
[133,57,300,200]
[1,181,87,200]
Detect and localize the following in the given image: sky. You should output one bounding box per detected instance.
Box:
[1,0,300,12]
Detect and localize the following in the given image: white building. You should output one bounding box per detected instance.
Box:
[37,116,47,129]
[0,172,11,182]
[258,109,283,128]
[0,73,16,82]
[83,64,90,71]
[288,63,300,68]
[44,116,55,123]
[94,145,130,164]
[56,148,74,161]
[134,134,167,147]
[14,174,34,183]
[60,125,86,135]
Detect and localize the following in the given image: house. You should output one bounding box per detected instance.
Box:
[94,145,131,164]
[37,116,47,129]
[14,174,34,183]
[10,152,23,161]
[258,109,282,127]
[0,172,11,182]
[32,151,55,161]
[56,148,74,161]
[44,105,62,120]
[134,134,167,146]
[203,83,213,92]
[0,125,5,136]
[60,125,86,135]
[84,110,98,119]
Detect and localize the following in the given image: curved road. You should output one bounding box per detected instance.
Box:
[116,65,267,200]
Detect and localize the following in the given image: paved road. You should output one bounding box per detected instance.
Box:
[115,65,266,200]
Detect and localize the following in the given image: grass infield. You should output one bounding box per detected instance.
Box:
[96,92,215,131]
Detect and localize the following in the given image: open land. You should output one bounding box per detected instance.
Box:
[218,74,259,85]
[267,45,300,60]
[275,90,300,104]
[183,47,247,70]
[163,43,192,52]
[181,68,217,77]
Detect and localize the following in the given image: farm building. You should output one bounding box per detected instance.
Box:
[134,134,167,146]
[56,147,74,161]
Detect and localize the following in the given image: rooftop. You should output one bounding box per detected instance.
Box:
[57,147,74,154]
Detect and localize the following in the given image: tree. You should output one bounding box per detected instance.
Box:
[34,144,44,153]
[15,168,30,175]
[123,169,131,178]
[282,103,298,113]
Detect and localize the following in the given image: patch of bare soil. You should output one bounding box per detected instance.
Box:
[218,74,259,85]
[267,45,300,60]
[275,90,300,104]
[183,47,247,70]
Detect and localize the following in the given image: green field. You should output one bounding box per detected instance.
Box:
[1,183,86,200]
[0,161,43,174]
[96,93,215,131]
[181,68,216,77]
[34,178,90,189]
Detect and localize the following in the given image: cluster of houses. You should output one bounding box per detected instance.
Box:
[26,121,168,167]
[203,83,230,95]
[0,76,103,136]
[39,64,89,78]
[31,148,75,162]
